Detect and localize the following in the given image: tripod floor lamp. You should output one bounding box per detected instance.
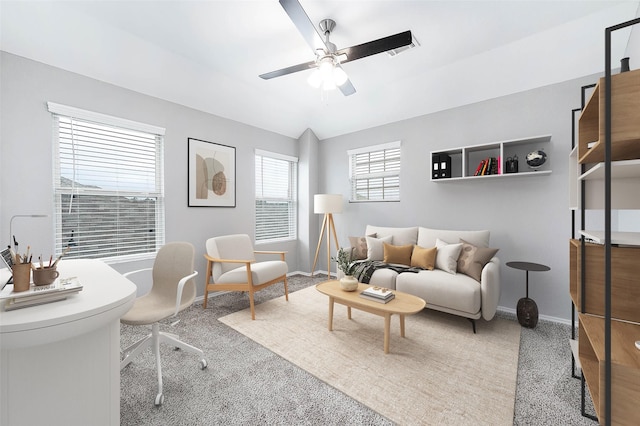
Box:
[312,194,342,277]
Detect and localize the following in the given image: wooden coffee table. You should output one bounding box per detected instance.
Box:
[316,280,426,354]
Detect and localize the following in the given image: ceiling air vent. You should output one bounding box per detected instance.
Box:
[387,34,419,57]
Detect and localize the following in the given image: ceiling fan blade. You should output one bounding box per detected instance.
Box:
[259,60,317,80]
[336,30,412,64]
[339,77,356,97]
[279,0,327,53]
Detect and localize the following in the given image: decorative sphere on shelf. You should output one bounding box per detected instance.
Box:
[526,150,547,169]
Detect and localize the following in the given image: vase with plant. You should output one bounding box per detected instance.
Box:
[333,247,363,291]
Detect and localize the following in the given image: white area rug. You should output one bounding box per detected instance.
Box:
[219,285,521,425]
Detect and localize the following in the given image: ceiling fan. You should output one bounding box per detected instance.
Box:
[259,0,413,96]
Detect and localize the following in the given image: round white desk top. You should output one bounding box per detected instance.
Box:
[0,259,136,348]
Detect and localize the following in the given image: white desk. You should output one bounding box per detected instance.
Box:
[0,259,136,426]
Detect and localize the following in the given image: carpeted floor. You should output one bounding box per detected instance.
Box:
[120,274,597,425]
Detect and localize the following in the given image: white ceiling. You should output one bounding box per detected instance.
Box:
[1,1,638,139]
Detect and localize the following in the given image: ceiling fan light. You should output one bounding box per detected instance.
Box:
[333,66,348,86]
[322,80,337,91]
[307,69,322,88]
[318,59,334,76]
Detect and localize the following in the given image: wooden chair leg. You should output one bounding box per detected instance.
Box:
[283,276,289,301]
[203,261,212,309]
[249,288,256,320]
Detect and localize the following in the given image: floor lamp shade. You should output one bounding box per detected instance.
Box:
[314,194,343,214]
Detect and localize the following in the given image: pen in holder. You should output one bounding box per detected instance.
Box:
[11,262,31,292]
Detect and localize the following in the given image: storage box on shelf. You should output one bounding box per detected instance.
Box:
[430,134,551,181]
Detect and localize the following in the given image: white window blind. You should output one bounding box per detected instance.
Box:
[348,141,401,202]
[49,103,165,260]
[255,150,298,242]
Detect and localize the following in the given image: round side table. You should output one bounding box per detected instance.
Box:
[506,261,550,328]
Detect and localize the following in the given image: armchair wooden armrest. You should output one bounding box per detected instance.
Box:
[203,253,254,265]
[254,250,287,261]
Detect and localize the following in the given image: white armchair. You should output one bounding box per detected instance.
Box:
[204,234,288,320]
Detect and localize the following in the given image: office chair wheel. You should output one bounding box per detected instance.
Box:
[155,393,164,406]
[199,359,208,370]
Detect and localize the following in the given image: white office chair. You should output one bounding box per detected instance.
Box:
[120,242,207,406]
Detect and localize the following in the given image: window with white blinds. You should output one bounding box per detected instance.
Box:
[255,150,298,243]
[348,141,401,202]
[48,102,165,260]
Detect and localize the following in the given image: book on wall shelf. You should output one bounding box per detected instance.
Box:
[474,157,501,176]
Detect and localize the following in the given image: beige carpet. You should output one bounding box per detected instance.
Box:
[219,286,521,425]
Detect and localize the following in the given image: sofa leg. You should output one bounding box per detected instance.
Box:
[468,318,477,334]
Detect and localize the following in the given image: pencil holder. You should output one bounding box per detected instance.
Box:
[11,263,32,292]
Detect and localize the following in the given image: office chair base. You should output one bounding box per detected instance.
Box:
[120,323,207,406]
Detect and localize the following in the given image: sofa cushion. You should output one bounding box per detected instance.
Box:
[348,233,376,260]
[396,270,481,316]
[217,260,287,285]
[383,243,414,266]
[365,235,393,261]
[418,227,490,248]
[410,245,436,270]
[435,239,463,274]
[365,225,418,246]
[457,239,499,282]
[367,267,398,289]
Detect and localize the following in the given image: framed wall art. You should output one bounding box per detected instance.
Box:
[188,137,236,207]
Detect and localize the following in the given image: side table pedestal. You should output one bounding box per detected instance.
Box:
[516,297,538,328]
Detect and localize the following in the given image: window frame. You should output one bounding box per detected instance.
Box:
[347,140,401,203]
[48,102,166,262]
[254,149,298,244]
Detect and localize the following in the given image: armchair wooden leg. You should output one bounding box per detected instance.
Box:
[249,289,256,320]
[283,276,289,301]
[203,261,212,309]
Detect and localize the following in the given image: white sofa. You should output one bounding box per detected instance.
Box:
[356,225,501,333]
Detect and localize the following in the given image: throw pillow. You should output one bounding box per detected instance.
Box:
[410,245,436,270]
[365,235,393,261]
[458,238,499,282]
[435,238,463,274]
[348,233,376,260]
[383,243,414,266]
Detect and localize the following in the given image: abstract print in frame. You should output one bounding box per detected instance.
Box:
[188,138,236,207]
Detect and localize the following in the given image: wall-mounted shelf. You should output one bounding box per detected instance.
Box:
[431,134,552,181]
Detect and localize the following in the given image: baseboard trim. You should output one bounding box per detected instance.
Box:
[497,306,571,326]
[194,274,572,326]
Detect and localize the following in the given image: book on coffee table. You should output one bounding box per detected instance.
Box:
[359,292,396,304]
[361,286,394,300]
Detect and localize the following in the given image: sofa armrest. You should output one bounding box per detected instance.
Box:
[480,257,501,321]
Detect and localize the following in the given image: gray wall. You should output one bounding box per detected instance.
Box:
[317,75,612,322]
[2,50,637,321]
[0,51,300,295]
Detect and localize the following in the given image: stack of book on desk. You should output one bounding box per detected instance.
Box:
[0,277,83,311]
[359,286,395,304]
